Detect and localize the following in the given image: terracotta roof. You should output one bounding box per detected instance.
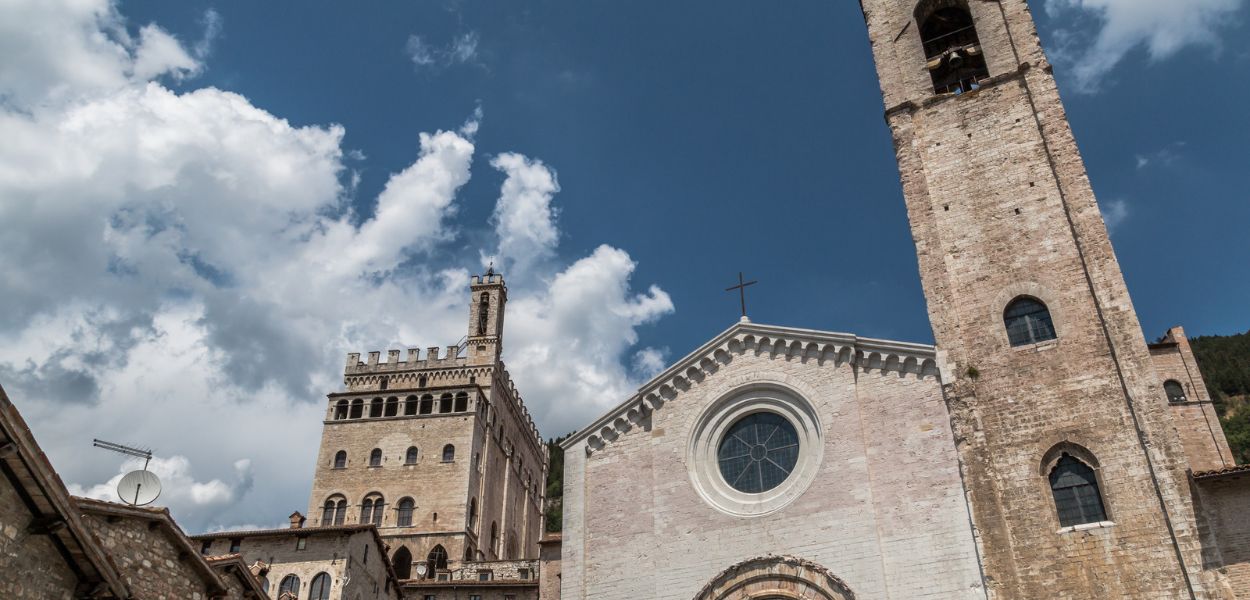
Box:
[0,384,131,599]
[75,497,230,597]
[1193,464,1250,481]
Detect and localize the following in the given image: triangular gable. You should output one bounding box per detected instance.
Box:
[562,320,939,457]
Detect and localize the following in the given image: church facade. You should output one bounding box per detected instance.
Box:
[557,1,1250,599]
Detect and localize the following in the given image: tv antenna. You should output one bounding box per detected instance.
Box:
[93,439,162,506]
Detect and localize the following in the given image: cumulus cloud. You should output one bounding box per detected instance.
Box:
[1043,0,1242,92]
[487,153,561,276]
[0,0,672,532]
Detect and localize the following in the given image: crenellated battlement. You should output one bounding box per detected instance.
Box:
[344,344,467,376]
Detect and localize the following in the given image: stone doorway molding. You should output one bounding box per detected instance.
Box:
[692,555,856,600]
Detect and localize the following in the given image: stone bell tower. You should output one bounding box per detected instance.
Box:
[859,0,1211,597]
[467,270,507,366]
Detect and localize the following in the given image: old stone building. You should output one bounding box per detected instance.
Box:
[192,516,402,600]
[306,271,547,598]
[557,1,1250,599]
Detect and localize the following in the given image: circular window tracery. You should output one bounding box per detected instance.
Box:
[688,383,823,517]
[717,413,800,494]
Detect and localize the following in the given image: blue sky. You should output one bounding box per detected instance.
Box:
[0,0,1246,531]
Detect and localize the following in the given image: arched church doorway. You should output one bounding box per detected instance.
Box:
[692,555,855,600]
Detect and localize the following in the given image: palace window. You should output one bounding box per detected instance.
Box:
[370,397,384,418]
[1164,380,1188,403]
[278,575,299,597]
[1049,453,1108,527]
[392,546,413,579]
[439,393,453,414]
[333,450,347,469]
[419,394,434,415]
[1004,296,1057,347]
[418,375,428,388]
[426,545,448,578]
[442,444,455,462]
[916,0,989,94]
[309,573,331,600]
[334,400,348,420]
[405,446,419,464]
[467,497,477,531]
[385,396,399,417]
[404,395,418,415]
[322,495,347,525]
[350,399,363,419]
[361,494,385,526]
[454,392,468,412]
[369,448,383,467]
[716,412,800,494]
[397,497,415,527]
[478,292,490,335]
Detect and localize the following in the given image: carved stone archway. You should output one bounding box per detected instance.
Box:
[693,555,856,600]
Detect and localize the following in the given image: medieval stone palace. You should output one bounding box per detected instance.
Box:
[1,1,1247,599]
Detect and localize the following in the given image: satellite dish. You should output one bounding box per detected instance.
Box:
[117,469,162,506]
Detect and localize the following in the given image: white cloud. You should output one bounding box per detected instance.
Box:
[70,455,254,526]
[487,152,561,276]
[405,31,483,71]
[1043,0,1242,92]
[1101,198,1130,231]
[0,0,672,532]
[131,24,201,82]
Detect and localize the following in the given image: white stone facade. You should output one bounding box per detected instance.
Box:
[559,322,984,599]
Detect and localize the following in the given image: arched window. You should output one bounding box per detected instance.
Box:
[322,498,336,524]
[360,493,385,526]
[426,545,449,578]
[404,395,418,415]
[397,497,415,527]
[278,575,300,597]
[384,396,399,417]
[333,450,347,469]
[467,497,477,531]
[1049,453,1107,527]
[916,0,989,94]
[419,394,434,415]
[489,521,499,557]
[392,546,413,580]
[369,397,383,418]
[334,400,348,420]
[308,572,331,600]
[418,375,428,388]
[439,393,453,414]
[405,446,418,464]
[333,497,346,525]
[369,448,382,467]
[1164,380,1187,403]
[349,399,363,419]
[260,576,270,593]
[1004,296,1056,347]
[454,392,468,412]
[478,292,490,335]
[442,444,455,462]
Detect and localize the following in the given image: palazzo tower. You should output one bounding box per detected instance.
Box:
[858,1,1212,597]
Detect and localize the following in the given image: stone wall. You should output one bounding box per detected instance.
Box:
[0,479,80,600]
[561,325,982,599]
[538,537,560,600]
[1150,327,1235,472]
[198,528,398,600]
[1194,475,1250,598]
[861,0,1211,596]
[81,511,221,600]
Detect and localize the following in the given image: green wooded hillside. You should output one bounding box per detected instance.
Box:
[1190,329,1250,464]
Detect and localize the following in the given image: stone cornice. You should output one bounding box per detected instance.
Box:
[561,320,939,456]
